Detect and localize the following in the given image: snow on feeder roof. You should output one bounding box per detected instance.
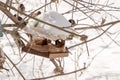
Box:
[41,11,73,40]
[42,11,71,27]
[24,11,74,40]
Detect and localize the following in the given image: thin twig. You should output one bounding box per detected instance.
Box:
[2,50,26,80]
[0,1,82,37]
[31,67,86,80]
[75,20,120,30]
[68,24,114,49]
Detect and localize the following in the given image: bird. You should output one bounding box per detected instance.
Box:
[101,18,106,25]
[80,35,88,41]
[41,39,51,45]
[36,11,41,16]
[55,39,65,47]
[18,4,25,13]
[32,11,41,17]
[68,19,76,25]
[35,39,51,46]
[14,14,23,21]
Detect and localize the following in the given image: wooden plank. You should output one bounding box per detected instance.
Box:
[26,43,67,52]
[22,44,69,58]
[22,46,49,58]
[49,52,68,58]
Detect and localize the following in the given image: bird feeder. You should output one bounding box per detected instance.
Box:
[22,11,72,58]
[22,39,68,58]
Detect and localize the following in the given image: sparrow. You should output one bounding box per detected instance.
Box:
[55,39,65,47]
[18,4,25,13]
[69,19,76,25]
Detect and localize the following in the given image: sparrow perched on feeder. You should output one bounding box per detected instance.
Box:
[68,19,76,25]
[41,38,48,45]
[55,39,65,47]
[35,39,51,46]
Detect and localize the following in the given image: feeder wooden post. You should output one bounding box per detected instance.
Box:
[50,58,59,67]
[50,58,64,74]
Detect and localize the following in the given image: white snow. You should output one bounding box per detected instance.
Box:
[1,0,120,80]
[24,11,75,40]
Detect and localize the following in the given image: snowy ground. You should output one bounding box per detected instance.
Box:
[1,0,120,80]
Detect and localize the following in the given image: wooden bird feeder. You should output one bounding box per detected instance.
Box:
[22,40,69,58]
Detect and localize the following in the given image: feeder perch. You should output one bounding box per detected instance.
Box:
[22,40,68,58]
